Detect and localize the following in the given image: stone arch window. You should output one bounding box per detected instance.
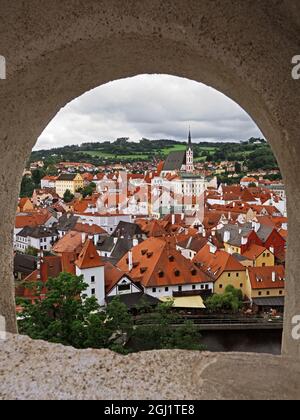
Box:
[0,0,299,399]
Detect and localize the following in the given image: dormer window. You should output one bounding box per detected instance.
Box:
[141,249,147,255]
[169,255,175,262]
[191,268,197,276]
[174,269,180,277]
[158,270,164,278]
[147,252,153,258]
[140,267,147,274]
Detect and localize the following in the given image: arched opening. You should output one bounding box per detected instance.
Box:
[14,74,285,356]
[1,3,300,378]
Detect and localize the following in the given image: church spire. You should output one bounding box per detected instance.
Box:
[188,126,192,146]
[186,126,194,173]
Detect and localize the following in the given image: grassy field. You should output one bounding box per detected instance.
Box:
[76,144,218,162]
[77,150,150,160]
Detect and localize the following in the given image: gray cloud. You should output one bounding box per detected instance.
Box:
[35,74,263,150]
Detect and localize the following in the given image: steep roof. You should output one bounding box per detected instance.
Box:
[104,262,139,294]
[73,222,107,235]
[57,213,79,231]
[193,244,246,278]
[162,150,186,171]
[112,221,144,238]
[52,231,84,254]
[117,237,212,288]
[75,239,104,269]
[242,244,270,260]
[248,266,285,290]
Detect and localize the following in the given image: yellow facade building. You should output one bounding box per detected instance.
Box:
[194,244,250,298]
[55,173,84,198]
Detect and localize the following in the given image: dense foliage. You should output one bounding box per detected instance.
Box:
[29,137,278,170]
[205,285,244,313]
[17,273,205,353]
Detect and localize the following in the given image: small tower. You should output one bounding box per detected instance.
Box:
[75,239,105,306]
[186,127,194,173]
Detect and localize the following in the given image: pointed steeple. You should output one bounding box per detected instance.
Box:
[188,126,192,146]
[186,125,194,173]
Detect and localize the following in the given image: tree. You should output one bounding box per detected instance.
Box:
[46,164,58,176]
[17,273,132,352]
[235,162,242,173]
[77,182,96,198]
[205,285,243,313]
[132,300,205,351]
[32,168,46,187]
[25,246,38,257]
[20,175,35,198]
[63,189,74,203]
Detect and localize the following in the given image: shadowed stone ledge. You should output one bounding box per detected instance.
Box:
[0,334,299,400]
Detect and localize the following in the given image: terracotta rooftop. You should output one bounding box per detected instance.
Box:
[193,244,246,278]
[248,266,285,290]
[75,239,104,269]
[242,244,270,260]
[117,237,211,288]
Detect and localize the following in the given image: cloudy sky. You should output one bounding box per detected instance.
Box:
[35,74,263,150]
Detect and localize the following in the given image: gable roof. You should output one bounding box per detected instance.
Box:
[162,150,186,171]
[112,221,144,238]
[104,262,139,294]
[52,231,84,254]
[248,266,285,289]
[193,244,246,278]
[242,244,270,260]
[75,239,104,269]
[117,237,212,288]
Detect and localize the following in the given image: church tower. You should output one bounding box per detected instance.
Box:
[186,127,194,173]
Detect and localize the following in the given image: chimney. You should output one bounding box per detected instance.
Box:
[128,250,133,271]
[224,230,230,243]
[272,271,276,282]
[209,244,217,254]
[269,246,274,254]
[132,238,139,247]
[202,228,206,238]
[241,236,248,246]
[172,213,175,225]
[81,232,86,244]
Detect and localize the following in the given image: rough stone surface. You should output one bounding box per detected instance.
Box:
[0,334,299,400]
[0,0,300,394]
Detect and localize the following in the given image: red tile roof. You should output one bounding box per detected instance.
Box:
[242,244,270,260]
[117,237,211,288]
[193,244,246,278]
[75,239,104,269]
[248,265,285,290]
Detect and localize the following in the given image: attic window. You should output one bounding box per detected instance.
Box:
[191,268,197,276]
[174,269,180,277]
[158,271,164,278]
[169,255,175,262]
